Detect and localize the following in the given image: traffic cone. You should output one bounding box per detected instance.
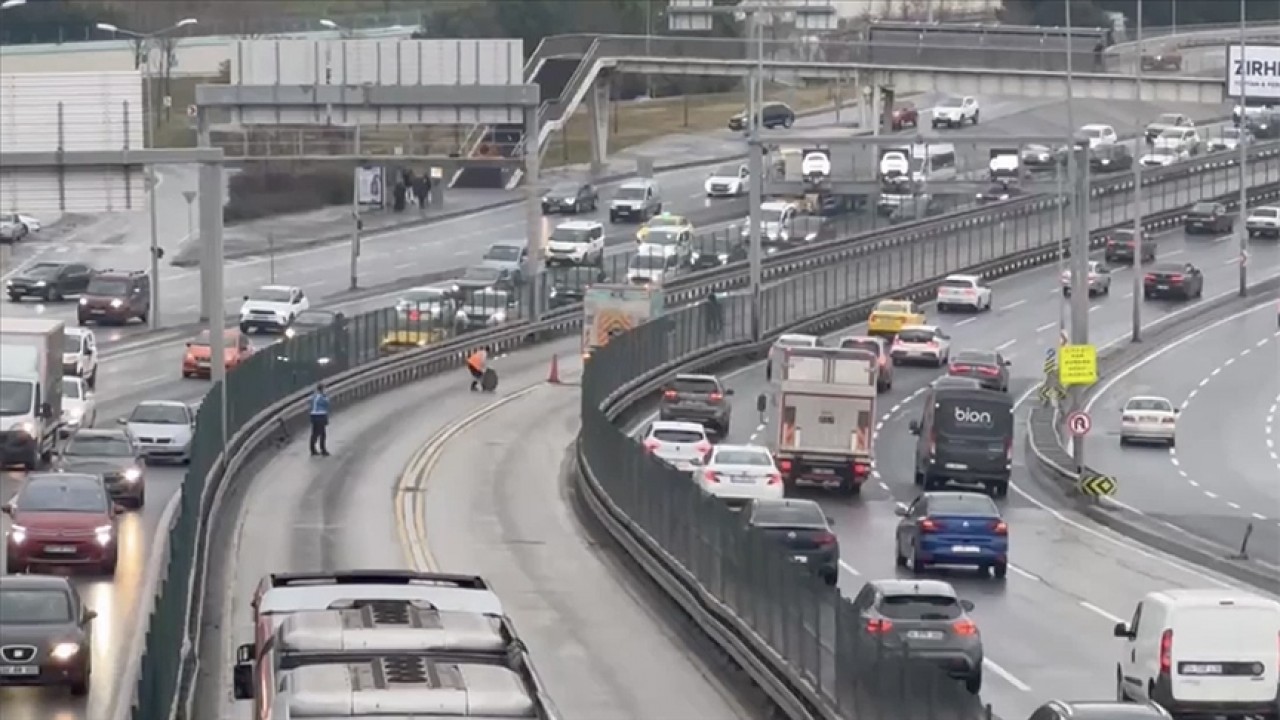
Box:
[547,354,561,384]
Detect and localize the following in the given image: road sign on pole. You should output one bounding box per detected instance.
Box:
[1059,343,1098,386]
[1066,411,1092,437]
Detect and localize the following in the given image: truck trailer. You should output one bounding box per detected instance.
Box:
[772,345,877,496]
[0,317,65,468]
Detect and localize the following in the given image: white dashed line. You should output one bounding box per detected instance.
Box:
[984,659,1032,693]
[1035,322,1056,332]
[957,317,978,326]
[1204,491,1218,499]
[996,339,1017,351]
[999,300,1027,311]
[839,560,860,576]
[1008,564,1041,582]
[1079,601,1126,624]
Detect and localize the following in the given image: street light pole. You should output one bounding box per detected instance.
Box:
[1131,0,1145,342]
[747,10,763,342]
[1066,0,1092,472]
[1061,0,1077,344]
[1238,0,1250,296]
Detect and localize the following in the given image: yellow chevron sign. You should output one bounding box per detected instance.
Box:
[1079,473,1117,498]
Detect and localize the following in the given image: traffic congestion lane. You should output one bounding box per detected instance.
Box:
[196,338,751,720]
[1085,302,1280,566]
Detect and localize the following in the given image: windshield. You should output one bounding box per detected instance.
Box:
[461,267,501,283]
[63,335,82,353]
[938,98,962,108]
[630,254,668,270]
[649,216,682,228]
[549,183,577,196]
[1158,128,1185,139]
[646,229,682,246]
[550,227,591,243]
[86,278,127,296]
[293,311,333,327]
[713,449,772,466]
[935,396,1013,438]
[1191,203,1216,214]
[19,482,108,513]
[877,301,910,314]
[463,291,508,307]
[400,290,446,305]
[24,262,62,278]
[652,428,705,444]
[64,435,133,457]
[1156,114,1181,124]
[1255,208,1280,218]
[840,339,880,355]
[0,379,34,416]
[615,186,646,200]
[761,208,785,223]
[484,245,522,262]
[752,503,824,526]
[1082,127,1104,138]
[0,589,73,624]
[953,351,998,366]
[248,288,292,303]
[929,493,999,516]
[897,328,936,343]
[1223,128,1242,139]
[1126,398,1173,412]
[129,404,188,424]
[878,595,963,621]
[714,165,741,177]
[62,378,82,399]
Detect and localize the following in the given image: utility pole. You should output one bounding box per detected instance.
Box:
[1238,0,1250,296]
[1069,144,1091,471]
[747,10,764,342]
[1131,0,1145,342]
[1062,0,1077,345]
[350,126,362,291]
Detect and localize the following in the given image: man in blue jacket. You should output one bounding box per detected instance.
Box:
[309,383,331,456]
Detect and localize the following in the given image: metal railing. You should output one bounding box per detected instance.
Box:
[130,141,1279,719]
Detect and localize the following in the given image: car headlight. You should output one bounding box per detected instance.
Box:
[15,421,35,436]
[9,524,27,544]
[284,327,297,338]
[94,524,113,545]
[79,298,88,305]
[548,287,559,297]
[65,407,84,421]
[123,467,142,481]
[317,356,331,365]
[717,253,729,262]
[109,298,123,308]
[33,280,46,287]
[50,642,81,661]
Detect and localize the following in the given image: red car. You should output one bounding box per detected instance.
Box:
[891,102,919,130]
[4,473,121,575]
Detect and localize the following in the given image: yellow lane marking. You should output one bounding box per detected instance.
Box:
[394,384,545,572]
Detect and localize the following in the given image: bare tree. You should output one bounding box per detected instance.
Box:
[157,34,179,122]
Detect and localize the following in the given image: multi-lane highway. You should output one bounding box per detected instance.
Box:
[676,219,1280,717]
[1088,300,1280,567]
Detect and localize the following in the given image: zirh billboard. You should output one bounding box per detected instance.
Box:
[1227,44,1280,100]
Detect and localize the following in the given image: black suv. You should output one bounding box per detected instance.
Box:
[1103,228,1157,264]
[728,102,795,131]
[77,270,150,326]
[6,261,94,302]
[1089,143,1133,173]
[658,373,734,435]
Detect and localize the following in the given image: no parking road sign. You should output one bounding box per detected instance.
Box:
[1066,411,1092,437]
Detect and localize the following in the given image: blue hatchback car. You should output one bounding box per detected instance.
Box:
[894,491,1008,578]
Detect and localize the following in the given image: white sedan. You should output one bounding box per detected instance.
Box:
[123,400,196,463]
[699,444,784,504]
[1119,396,1178,447]
[1246,206,1280,238]
[890,325,952,367]
[642,421,712,471]
[704,164,749,197]
[61,376,96,436]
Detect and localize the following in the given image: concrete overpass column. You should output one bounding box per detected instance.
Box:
[587,76,611,177]
[431,165,446,209]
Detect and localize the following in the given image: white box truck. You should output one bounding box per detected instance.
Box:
[772,346,877,496]
[0,318,65,468]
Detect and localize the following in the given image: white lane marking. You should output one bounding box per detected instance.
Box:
[957,316,977,326]
[996,339,1017,351]
[1078,600,1127,624]
[983,659,1032,693]
[1035,322,1056,332]
[1204,491,1219,499]
[1088,305,1102,313]
[1008,564,1041,582]
[839,560,860,576]
[1000,299,1027,311]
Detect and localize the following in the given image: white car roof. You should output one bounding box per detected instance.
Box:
[1125,395,1173,405]
[899,324,939,333]
[556,220,602,230]
[619,179,655,189]
[65,327,91,337]
[1252,206,1280,214]
[635,243,674,256]
[710,444,771,457]
[1081,123,1113,131]
[258,284,298,293]
[943,274,981,283]
[649,421,707,434]
[135,400,189,409]
[760,201,794,212]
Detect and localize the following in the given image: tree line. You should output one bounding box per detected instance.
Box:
[1003,0,1279,29]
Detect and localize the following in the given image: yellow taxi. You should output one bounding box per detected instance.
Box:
[867,299,926,336]
[378,329,446,356]
[636,213,693,243]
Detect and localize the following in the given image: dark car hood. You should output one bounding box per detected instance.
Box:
[59,457,133,475]
[0,622,82,646]
[9,272,57,283]
[12,510,110,530]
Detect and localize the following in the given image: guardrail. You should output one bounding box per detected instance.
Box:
[132,141,1278,719]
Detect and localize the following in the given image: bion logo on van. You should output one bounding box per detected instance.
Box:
[954,406,994,426]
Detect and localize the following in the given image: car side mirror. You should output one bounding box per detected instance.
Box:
[232,643,255,700]
[1173,408,1180,414]
[1003,360,1012,366]
[724,389,735,397]
[117,417,127,425]
[1113,622,1131,638]
[908,420,921,435]
[893,503,908,517]
[38,402,53,419]
[242,295,249,301]
[112,503,126,514]
[1,502,12,516]
[959,599,975,612]
[825,515,836,525]
[83,609,97,623]
[756,394,767,413]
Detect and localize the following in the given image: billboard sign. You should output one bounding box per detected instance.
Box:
[1227,44,1280,100]
[355,166,385,208]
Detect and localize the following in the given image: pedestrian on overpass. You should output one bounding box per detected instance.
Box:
[309,383,331,457]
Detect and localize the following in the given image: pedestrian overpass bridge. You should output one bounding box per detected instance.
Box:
[452,33,1227,188]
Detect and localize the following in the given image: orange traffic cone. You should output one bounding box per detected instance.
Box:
[547,354,561,384]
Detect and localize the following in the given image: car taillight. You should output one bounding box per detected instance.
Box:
[1159,629,1173,674]
[1144,274,1156,282]
[1161,417,1176,424]
[1122,414,1137,423]
[928,433,936,457]
[1168,274,1183,283]
[866,619,894,634]
[992,520,1008,535]
[708,392,723,403]
[703,469,720,484]
[949,364,972,374]
[978,366,999,377]
[693,441,712,454]
[408,310,421,321]
[926,341,938,348]
[663,390,677,400]
[919,518,939,532]
[816,531,837,546]
[852,462,869,477]
[1005,436,1013,462]
[643,439,660,453]
[766,473,782,485]
[778,459,792,472]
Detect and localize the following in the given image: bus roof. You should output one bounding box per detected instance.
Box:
[276,599,513,655]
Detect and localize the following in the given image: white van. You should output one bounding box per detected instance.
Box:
[1113,588,1280,716]
[909,143,957,183]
